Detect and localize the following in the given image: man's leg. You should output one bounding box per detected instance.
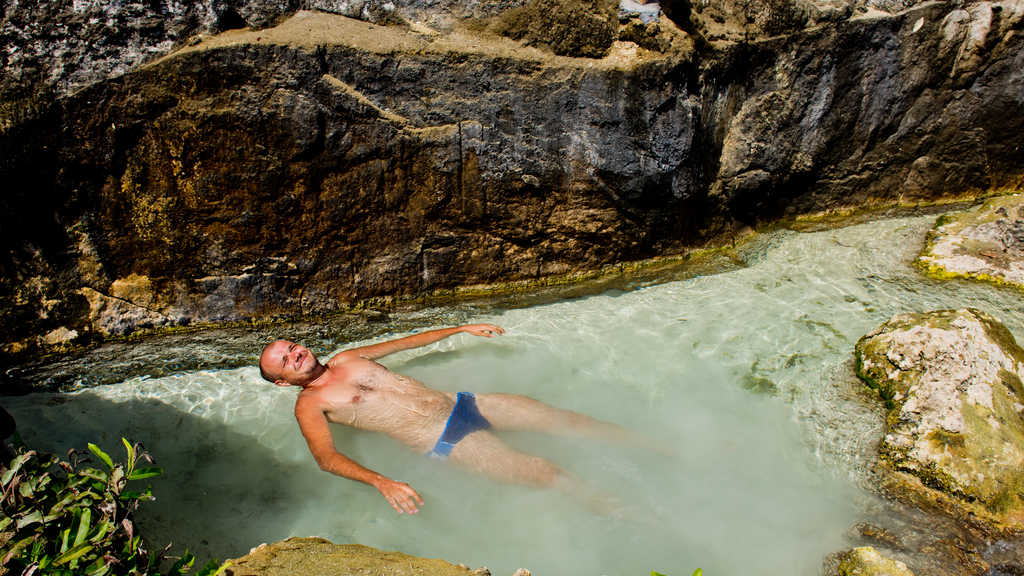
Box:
[473,393,638,445]
[447,429,615,513]
[448,429,567,488]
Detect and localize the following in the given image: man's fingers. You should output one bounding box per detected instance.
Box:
[403,485,424,506]
[382,482,422,514]
[468,323,504,337]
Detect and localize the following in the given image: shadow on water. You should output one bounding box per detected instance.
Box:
[3,391,322,563]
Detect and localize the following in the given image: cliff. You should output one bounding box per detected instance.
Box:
[1,0,1022,363]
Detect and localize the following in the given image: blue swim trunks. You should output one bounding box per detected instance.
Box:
[429,392,491,459]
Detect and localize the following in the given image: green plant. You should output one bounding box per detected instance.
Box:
[1,438,225,576]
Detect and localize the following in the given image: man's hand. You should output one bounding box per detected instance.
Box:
[460,323,505,338]
[374,477,424,514]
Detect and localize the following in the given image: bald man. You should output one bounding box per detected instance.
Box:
[259,324,628,514]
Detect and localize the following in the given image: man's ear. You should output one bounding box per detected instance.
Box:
[274,379,291,388]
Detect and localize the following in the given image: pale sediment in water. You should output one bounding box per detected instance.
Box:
[6,214,1024,575]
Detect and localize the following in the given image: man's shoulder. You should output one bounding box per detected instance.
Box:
[326,349,364,365]
[294,386,328,409]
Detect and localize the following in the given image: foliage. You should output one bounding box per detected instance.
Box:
[1,438,227,576]
[651,569,703,576]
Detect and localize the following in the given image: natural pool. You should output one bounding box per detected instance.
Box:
[7,213,1024,575]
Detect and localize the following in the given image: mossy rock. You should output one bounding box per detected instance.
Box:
[836,547,914,576]
[918,193,1024,291]
[854,309,1024,533]
[225,537,494,576]
[492,0,618,58]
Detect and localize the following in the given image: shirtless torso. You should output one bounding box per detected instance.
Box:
[259,324,630,515]
[299,355,454,452]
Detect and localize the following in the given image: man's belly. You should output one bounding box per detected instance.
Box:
[325,388,456,452]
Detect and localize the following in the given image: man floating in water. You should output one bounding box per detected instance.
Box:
[258,324,630,514]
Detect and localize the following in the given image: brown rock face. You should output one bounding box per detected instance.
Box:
[2,2,1023,365]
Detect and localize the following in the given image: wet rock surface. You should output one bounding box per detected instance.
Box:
[224,537,500,576]
[827,546,915,576]
[919,194,1024,289]
[855,308,1024,535]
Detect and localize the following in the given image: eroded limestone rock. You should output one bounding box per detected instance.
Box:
[918,195,1024,290]
[855,309,1024,533]
[224,537,500,576]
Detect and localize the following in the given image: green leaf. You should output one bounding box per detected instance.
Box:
[2,535,36,565]
[53,542,94,566]
[197,560,232,576]
[87,444,114,470]
[1,451,33,486]
[59,527,71,553]
[74,507,92,547]
[692,570,703,576]
[16,510,43,530]
[122,438,136,472]
[0,517,11,531]
[89,520,113,543]
[127,466,162,481]
[85,556,111,576]
[119,489,154,501]
[90,563,112,576]
[18,481,33,498]
[651,572,668,576]
[169,550,196,575]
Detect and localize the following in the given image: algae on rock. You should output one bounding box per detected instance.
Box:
[918,194,1024,290]
[855,308,1024,533]
[225,537,498,576]
[834,546,915,576]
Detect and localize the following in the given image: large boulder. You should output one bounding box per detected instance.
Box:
[224,537,498,576]
[855,308,1024,533]
[918,194,1024,290]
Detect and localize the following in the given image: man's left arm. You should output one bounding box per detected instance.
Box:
[336,324,504,361]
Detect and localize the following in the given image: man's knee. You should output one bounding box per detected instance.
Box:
[523,456,565,488]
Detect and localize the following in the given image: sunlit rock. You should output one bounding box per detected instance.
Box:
[918,195,1024,290]
[855,308,1024,533]
[225,537,500,576]
[834,547,914,576]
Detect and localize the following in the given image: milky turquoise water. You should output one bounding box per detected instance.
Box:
[7,214,1024,575]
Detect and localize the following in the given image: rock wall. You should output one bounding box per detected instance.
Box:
[2,0,1023,360]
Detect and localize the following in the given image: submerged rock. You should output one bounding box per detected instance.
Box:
[855,309,1024,534]
[918,195,1024,290]
[225,537,501,576]
[833,546,915,576]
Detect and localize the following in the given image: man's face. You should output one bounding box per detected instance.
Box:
[260,340,322,386]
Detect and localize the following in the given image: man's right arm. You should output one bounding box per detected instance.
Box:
[333,324,504,361]
[294,397,423,514]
